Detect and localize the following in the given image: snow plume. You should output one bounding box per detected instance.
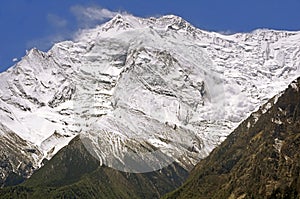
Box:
[71,5,122,28]
[47,14,68,28]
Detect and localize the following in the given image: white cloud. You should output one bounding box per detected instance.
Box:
[70,5,119,27]
[26,5,123,52]
[26,14,70,51]
[47,14,68,28]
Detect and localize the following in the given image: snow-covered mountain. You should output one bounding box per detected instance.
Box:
[1,14,300,181]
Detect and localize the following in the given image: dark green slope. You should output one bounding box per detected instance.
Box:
[0,136,188,199]
[164,78,300,199]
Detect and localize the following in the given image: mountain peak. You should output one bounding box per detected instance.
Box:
[153,15,192,31]
[157,14,185,23]
[101,13,140,31]
[99,14,193,32]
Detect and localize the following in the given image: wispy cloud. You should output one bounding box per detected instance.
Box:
[47,14,68,28]
[27,14,70,50]
[70,5,119,28]
[27,5,123,52]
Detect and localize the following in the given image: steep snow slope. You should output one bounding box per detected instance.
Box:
[0,14,300,178]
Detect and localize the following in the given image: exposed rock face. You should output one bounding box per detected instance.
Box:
[0,124,42,187]
[164,78,300,198]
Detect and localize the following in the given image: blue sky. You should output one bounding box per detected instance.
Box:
[1,0,300,72]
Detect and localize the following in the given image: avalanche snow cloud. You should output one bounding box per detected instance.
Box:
[0,14,300,177]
